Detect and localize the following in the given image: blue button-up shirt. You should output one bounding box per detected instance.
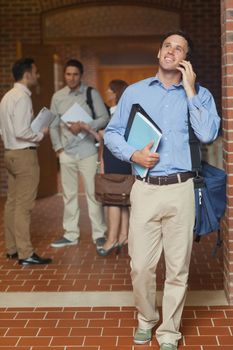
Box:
[104,76,220,176]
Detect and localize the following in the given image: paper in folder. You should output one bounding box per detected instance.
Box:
[31,107,55,132]
[61,102,93,139]
[124,104,162,178]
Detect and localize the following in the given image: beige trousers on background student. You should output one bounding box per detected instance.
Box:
[4,149,40,259]
[129,178,195,346]
[59,152,106,242]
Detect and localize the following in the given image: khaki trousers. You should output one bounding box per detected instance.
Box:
[129,178,195,345]
[59,152,106,241]
[4,149,39,259]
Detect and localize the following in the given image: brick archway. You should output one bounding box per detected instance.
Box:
[37,0,183,13]
[42,5,180,42]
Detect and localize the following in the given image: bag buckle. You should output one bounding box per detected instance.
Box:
[198,188,202,205]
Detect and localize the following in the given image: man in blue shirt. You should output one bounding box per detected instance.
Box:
[104,31,220,350]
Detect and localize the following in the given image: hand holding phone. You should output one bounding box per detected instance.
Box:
[176,60,196,98]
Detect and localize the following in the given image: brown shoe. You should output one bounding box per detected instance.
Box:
[6,252,18,259]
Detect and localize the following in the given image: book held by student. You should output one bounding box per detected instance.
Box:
[124,104,162,178]
[60,102,93,139]
[31,107,55,132]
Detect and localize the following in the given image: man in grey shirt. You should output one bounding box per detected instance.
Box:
[50,59,109,247]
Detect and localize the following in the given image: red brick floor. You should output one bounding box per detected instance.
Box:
[0,306,232,349]
[0,194,223,292]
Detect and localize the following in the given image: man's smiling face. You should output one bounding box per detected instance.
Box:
[157,34,189,71]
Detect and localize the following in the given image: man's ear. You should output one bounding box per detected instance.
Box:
[157,49,161,59]
[21,71,29,83]
[25,71,31,79]
[185,50,191,62]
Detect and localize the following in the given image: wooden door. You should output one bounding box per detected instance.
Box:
[20,44,58,197]
[98,65,157,103]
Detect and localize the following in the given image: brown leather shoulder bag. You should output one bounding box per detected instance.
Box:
[95,173,135,206]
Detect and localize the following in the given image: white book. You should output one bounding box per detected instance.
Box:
[61,102,93,139]
[31,107,55,132]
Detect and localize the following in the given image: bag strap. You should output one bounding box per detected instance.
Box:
[211,229,223,257]
[188,84,202,173]
[188,112,202,243]
[86,86,96,120]
[188,111,202,173]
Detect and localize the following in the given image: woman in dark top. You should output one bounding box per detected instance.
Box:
[97,80,131,256]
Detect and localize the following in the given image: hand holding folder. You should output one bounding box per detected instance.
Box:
[31,107,55,132]
[61,102,93,139]
[124,104,162,178]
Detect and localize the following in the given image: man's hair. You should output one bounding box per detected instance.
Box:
[109,80,128,104]
[64,59,84,75]
[12,58,35,82]
[160,30,194,59]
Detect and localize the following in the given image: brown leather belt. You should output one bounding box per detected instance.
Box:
[136,172,195,186]
[5,147,37,151]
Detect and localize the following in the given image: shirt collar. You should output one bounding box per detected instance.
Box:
[66,82,85,95]
[14,82,32,96]
[148,75,184,89]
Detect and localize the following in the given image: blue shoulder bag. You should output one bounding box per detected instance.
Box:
[188,115,227,254]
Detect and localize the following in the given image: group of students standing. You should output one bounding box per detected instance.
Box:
[0,56,131,265]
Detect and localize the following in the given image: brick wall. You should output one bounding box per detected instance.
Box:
[182,0,221,111]
[0,0,41,194]
[0,0,41,97]
[221,0,233,304]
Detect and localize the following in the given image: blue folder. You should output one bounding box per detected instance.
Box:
[124,104,162,178]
